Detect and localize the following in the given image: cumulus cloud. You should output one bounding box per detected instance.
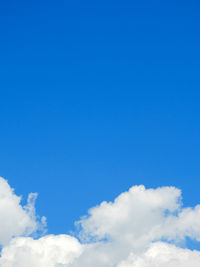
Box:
[0,178,46,246]
[0,177,200,266]
[118,242,200,267]
[0,235,83,267]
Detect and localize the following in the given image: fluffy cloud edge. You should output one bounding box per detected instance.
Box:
[0,177,200,267]
[0,177,46,246]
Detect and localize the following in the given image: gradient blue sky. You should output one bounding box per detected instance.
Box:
[0,0,200,235]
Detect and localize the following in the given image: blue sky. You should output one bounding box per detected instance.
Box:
[0,0,200,237]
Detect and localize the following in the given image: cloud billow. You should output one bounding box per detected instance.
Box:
[0,177,200,266]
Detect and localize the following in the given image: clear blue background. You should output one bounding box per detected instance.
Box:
[0,0,200,235]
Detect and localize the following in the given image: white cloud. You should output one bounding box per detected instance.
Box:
[0,178,46,246]
[0,235,83,267]
[0,177,200,266]
[118,242,200,267]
